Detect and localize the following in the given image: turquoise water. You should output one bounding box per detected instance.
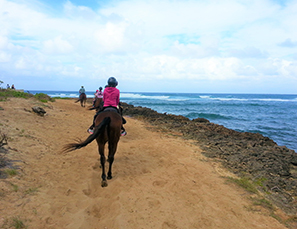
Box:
[30,90,297,152]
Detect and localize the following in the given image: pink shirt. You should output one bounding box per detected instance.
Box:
[103,87,120,107]
[95,90,103,98]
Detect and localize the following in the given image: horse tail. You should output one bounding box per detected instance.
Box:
[63,117,111,153]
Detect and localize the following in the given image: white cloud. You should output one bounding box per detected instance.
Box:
[43,36,73,54]
[227,46,268,58]
[0,35,9,49]
[94,22,127,53]
[64,1,97,20]
[278,38,297,48]
[0,0,297,93]
[0,52,11,62]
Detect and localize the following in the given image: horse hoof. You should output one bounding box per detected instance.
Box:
[101,180,108,187]
[107,176,112,180]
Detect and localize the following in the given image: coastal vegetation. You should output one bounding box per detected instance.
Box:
[0,88,54,102]
[0,80,54,102]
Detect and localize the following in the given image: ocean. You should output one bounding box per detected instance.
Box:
[30,90,297,152]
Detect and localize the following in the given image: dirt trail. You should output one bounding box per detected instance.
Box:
[0,98,287,228]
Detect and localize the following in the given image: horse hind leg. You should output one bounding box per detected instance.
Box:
[98,144,108,187]
[107,144,117,180]
[107,155,114,180]
[100,154,108,187]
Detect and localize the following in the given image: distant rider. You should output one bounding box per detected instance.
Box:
[93,87,103,107]
[79,86,85,94]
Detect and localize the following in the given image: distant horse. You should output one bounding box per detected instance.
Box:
[75,93,87,107]
[63,108,122,187]
[89,98,103,112]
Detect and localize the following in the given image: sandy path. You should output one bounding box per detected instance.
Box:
[0,98,286,228]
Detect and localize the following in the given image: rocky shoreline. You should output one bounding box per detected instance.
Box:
[121,102,297,215]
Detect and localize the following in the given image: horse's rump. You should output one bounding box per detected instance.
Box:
[95,110,122,138]
[75,93,87,107]
[80,93,86,100]
[90,97,103,111]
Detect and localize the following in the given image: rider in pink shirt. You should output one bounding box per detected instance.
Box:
[96,87,103,98]
[92,87,103,107]
[88,77,126,136]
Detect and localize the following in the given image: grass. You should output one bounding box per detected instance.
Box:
[5,169,17,176]
[25,187,39,195]
[0,89,54,102]
[2,216,27,229]
[227,176,259,194]
[251,197,274,210]
[10,183,19,192]
[225,176,297,227]
[32,208,38,215]
[11,217,27,229]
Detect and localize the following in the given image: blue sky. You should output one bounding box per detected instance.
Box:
[0,0,296,93]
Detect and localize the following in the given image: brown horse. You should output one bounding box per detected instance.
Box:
[63,108,122,187]
[89,97,103,112]
[75,93,87,107]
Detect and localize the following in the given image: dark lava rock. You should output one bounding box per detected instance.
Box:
[32,106,46,116]
[121,102,297,214]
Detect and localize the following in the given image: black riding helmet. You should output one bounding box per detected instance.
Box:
[99,87,103,90]
[107,77,118,87]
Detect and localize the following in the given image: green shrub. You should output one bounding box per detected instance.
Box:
[227,177,259,194]
[0,89,55,102]
[33,93,55,102]
[0,89,31,99]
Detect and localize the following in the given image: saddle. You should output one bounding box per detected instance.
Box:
[103,107,118,113]
[95,106,126,124]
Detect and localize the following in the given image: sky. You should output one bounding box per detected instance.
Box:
[0,0,297,93]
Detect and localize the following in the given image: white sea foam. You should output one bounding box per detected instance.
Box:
[200,96,211,99]
[166,98,188,101]
[207,97,297,102]
[255,98,297,102]
[199,96,249,101]
[121,93,170,100]
[211,98,249,101]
